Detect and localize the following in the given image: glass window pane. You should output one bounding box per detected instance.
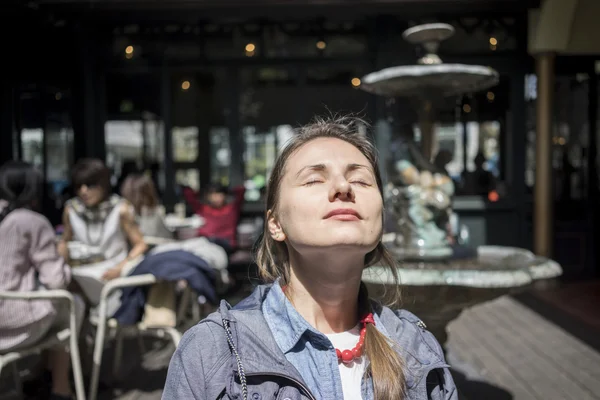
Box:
[144,118,164,164]
[210,127,230,186]
[243,126,276,202]
[21,128,44,168]
[105,120,144,173]
[176,169,200,192]
[172,126,199,162]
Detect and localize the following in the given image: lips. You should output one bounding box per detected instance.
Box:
[323,208,362,220]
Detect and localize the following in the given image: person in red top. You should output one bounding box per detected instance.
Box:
[182,183,245,253]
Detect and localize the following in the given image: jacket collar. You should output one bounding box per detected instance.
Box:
[215,283,449,389]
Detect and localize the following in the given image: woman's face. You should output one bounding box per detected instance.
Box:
[77,183,106,208]
[269,137,383,256]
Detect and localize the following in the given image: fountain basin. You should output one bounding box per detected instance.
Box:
[362,245,562,345]
[360,64,499,98]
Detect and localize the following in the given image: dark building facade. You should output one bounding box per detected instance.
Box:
[0,0,598,278]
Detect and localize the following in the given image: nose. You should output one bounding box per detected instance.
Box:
[329,176,355,202]
[79,185,88,195]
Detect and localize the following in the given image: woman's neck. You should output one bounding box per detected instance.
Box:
[285,251,364,334]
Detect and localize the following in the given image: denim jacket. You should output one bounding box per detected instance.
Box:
[163,284,457,400]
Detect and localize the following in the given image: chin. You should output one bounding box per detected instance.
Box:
[324,233,379,251]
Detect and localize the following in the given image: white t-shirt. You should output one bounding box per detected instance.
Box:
[325,325,366,400]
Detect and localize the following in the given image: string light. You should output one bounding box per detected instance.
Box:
[351,77,361,87]
[181,80,191,90]
[316,40,326,50]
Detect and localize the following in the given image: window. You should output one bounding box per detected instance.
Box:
[525,73,594,202]
[105,120,144,171]
[21,128,44,168]
[176,169,200,192]
[210,127,231,186]
[173,126,199,162]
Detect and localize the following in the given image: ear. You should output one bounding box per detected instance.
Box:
[267,210,286,242]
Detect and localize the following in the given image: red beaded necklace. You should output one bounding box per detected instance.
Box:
[281,284,375,365]
[335,313,375,364]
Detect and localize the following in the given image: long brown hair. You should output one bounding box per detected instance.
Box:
[120,173,160,215]
[256,115,406,400]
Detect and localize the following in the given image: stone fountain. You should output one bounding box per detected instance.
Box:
[358,23,562,345]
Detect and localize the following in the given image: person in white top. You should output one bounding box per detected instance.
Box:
[58,158,148,281]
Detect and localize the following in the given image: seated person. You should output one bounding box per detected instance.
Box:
[120,173,173,240]
[58,158,148,281]
[182,183,245,254]
[0,161,85,400]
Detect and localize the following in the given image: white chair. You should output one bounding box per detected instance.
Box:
[86,274,181,400]
[0,290,86,400]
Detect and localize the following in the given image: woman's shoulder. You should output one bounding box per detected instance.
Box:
[178,311,230,358]
[378,305,446,363]
[7,208,52,228]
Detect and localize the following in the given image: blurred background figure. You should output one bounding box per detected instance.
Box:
[182,183,245,254]
[0,161,84,400]
[121,173,173,239]
[58,158,147,281]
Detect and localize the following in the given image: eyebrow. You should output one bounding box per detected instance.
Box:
[294,163,371,179]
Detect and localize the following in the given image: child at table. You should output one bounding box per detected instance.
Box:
[182,183,245,254]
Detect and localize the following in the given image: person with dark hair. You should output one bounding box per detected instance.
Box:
[182,182,245,253]
[0,161,85,400]
[121,173,172,239]
[462,152,496,196]
[58,158,147,281]
[116,159,141,195]
[163,117,456,400]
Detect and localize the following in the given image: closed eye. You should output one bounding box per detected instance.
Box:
[304,180,323,186]
[351,180,372,187]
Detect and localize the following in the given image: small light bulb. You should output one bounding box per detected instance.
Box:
[351,77,361,87]
[181,80,191,90]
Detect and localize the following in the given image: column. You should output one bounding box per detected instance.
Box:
[161,64,176,211]
[224,67,243,187]
[509,67,528,247]
[534,52,555,257]
[0,84,14,164]
[72,25,106,161]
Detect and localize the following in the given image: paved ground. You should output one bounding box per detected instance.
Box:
[3,281,599,400]
[447,292,600,400]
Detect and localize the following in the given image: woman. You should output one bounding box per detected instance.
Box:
[58,158,147,281]
[163,117,457,400]
[0,161,84,400]
[120,173,173,240]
